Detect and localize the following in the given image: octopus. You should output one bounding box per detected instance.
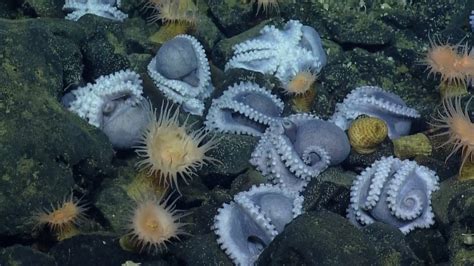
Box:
[147,34,213,116]
[62,69,150,149]
[213,184,303,265]
[205,81,284,137]
[63,0,128,21]
[225,20,327,90]
[250,113,351,192]
[331,86,420,139]
[347,156,439,234]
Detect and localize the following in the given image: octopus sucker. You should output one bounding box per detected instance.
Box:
[205,81,284,136]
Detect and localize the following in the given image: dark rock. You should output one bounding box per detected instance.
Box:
[229,169,268,195]
[49,233,156,265]
[20,0,63,18]
[302,167,354,216]
[363,223,422,265]
[406,229,449,265]
[0,19,113,236]
[0,245,57,266]
[257,211,378,265]
[344,139,394,170]
[172,233,232,266]
[326,14,394,46]
[200,133,259,189]
[432,179,474,227]
[207,0,257,36]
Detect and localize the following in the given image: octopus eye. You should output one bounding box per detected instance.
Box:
[247,235,266,253]
[282,120,293,129]
[103,101,117,115]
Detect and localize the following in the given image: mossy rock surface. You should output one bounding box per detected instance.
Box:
[0,245,57,266]
[257,211,378,265]
[0,19,113,235]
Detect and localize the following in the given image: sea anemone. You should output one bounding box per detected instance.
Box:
[251,0,279,14]
[285,70,317,95]
[125,193,187,252]
[135,102,220,189]
[144,0,198,24]
[430,96,474,171]
[33,194,87,238]
[424,37,474,86]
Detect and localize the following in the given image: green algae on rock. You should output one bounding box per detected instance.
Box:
[257,211,378,265]
[0,18,114,236]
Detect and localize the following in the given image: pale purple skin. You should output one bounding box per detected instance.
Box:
[61,93,151,149]
[101,99,151,150]
[216,188,299,264]
[354,90,413,139]
[284,119,350,166]
[153,37,199,87]
[227,91,283,134]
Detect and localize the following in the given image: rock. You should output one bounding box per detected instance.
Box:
[229,168,268,195]
[257,211,378,265]
[0,245,57,266]
[326,14,394,45]
[172,233,233,266]
[207,0,256,36]
[302,167,355,215]
[20,0,63,18]
[49,233,156,265]
[406,229,449,264]
[0,19,113,236]
[432,179,474,226]
[363,223,422,265]
[199,133,259,189]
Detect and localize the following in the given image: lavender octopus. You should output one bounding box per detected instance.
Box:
[470,11,474,31]
[331,86,420,139]
[225,20,327,89]
[63,0,127,21]
[214,184,303,265]
[347,156,439,234]
[62,70,151,149]
[250,113,351,192]
[148,34,213,116]
[205,82,284,136]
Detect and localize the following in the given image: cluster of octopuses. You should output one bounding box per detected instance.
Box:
[40,1,460,264]
[55,10,443,263]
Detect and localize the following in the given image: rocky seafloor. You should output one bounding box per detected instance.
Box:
[0,0,473,265]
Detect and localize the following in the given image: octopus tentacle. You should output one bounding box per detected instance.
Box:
[213,184,303,265]
[331,86,420,139]
[63,0,127,21]
[148,35,213,116]
[250,113,349,192]
[205,82,284,136]
[347,156,439,234]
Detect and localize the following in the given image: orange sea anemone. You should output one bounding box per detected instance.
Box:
[135,102,220,189]
[285,70,317,95]
[252,0,279,14]
[33,194,87,236]
[424,37,474,86]
[144,0,198,24]
[126,193,187,252]
[430,96,474,171]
